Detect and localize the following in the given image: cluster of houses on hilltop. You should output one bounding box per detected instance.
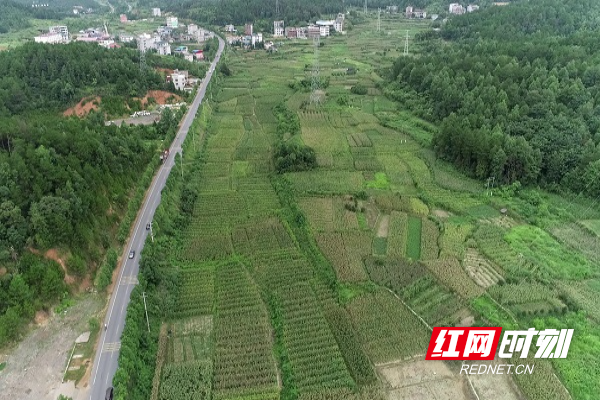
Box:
[448,3,480,14]
[273,13,345,40]
[404,3,480,19]
[136,17,213,61]
[34,26,70,44]
[224,23,265,47]
[224,12,344,45]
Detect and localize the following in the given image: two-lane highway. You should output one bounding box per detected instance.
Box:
[88,34,225,400]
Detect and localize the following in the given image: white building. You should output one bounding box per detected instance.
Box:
[334,18,343,32]
[251,33,263,46]
[119,34,134,43]
[138,33,157,52]
[34,32,63,44]
[274,20,284,37]
[156,41,171,55]
[49,26,69,42]
[171,70,188,91]
[152,8,161,17]
[166,17,178,29]
[449,3,466,14]
[467,5,480,12]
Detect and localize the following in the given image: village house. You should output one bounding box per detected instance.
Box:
[274,20,285,37]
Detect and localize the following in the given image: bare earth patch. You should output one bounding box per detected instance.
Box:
[432,209,451,218]
[379,358,470,400]
[63,96,101,117]
[44,249,75,285]
[0,295,104,400]
[139,90,182,106]
[376,214,390,238]
[469,358,525,400]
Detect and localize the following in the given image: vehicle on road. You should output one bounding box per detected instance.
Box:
[128,250,135,259]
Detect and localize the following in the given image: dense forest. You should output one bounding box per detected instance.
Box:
[0,42,187,346]
[0,43,165,115]
[0,1,61,33]
[388,0,600,196]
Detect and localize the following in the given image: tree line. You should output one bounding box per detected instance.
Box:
[0,42,187,346]
[388,0,600,196]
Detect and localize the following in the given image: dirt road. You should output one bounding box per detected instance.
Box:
[0,295,104,400]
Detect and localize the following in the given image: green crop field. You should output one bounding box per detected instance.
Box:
[146,10,600,400]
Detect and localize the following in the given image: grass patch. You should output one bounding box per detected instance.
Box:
[372,237,387,256]
[406,216,422,260]
[505,225,595,280]
[365,172,390,189]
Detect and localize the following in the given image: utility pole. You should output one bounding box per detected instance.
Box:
[179,151,184,178]
[142,292,150,332]
[403,30,409,56]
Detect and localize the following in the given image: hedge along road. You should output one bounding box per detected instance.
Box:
[88,33,225,400]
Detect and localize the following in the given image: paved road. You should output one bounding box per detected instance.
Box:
[88,34,224,400]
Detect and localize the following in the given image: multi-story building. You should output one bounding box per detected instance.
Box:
[34,32,63,44]
[188,24,199,35]
[166,17,178,29]
[285,27,298,39]
[49,26,69,42]
[307,25,320,38]
[138,33,157,52]
[152,8,161,17]
[449,3,466,14]
[171,70,188,91]
[274,20,284,37]
[334,17,343,32]
[156,41,172,55]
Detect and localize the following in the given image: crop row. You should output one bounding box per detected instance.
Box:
[159,361,212,400]
[420,218,439,260]
[276,282,354,393]
[424,258,484,300]
[387,211,408,258]
[213,262,278,397]
[346,289,431,363]
[400,276,463,326]
[174,268,214,317]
